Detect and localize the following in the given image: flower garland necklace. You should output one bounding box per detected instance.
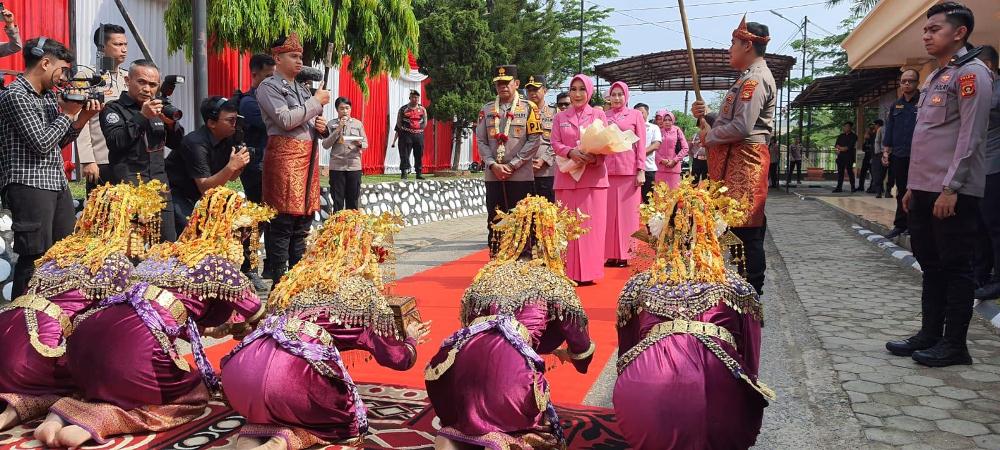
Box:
[492,90,520,163]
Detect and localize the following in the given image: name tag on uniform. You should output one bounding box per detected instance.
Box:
[559,123,572,128]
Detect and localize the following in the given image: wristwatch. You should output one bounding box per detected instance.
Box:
[942,186,956,195]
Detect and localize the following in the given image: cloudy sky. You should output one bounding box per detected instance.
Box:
[575,0,857,113]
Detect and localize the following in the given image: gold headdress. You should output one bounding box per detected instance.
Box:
[482,195,587,282]
[640,177,748,285]
[39,180,166,273]
[269,210,404,311]
[733,15,770,44]
[147,187,275,269]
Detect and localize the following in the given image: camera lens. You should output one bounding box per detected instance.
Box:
[162,104,183,120]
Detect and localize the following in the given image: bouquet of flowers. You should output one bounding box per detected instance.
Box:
[555,119,639,181]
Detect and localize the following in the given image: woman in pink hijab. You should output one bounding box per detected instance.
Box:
[603,82,646,268]
[655,110,689,189]
[550,74,609,285]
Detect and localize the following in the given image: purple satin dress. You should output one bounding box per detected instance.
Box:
[222,308,416,450]
[0,254,133,422]
[613,271,769,449]
[425,292,594,449]
[51,255,262,444]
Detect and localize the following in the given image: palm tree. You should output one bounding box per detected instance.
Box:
[826,0,880,17]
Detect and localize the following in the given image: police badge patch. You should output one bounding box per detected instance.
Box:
[740,80,758,102]
[959,74,976,98]
[105,112,121,124]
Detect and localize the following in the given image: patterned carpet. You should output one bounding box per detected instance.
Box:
[0,384,626,449]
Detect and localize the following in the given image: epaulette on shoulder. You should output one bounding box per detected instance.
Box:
[950,46,984,68]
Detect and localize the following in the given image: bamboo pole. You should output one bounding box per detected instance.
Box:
[677,0,702,102]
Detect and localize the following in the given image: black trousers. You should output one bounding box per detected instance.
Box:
[642,170,657,203]
[534,176,555,203]
[398,131,424,174]
[908,190,978,346]
[691,159,709,183]
[886,157,897,194]
[789,160,802,183]
[171,194,197,235]
[486,180,534,253]
[858,151,873,191]
[835,158,856,191]
[3,184,75,298]
[84,163,114,194]
[976,173,1000,285]
[329,170,362,212]
[732,219,767,296]
[768,163,779,188]
[870,156,886,195]
[264,213,312,279]
[241,168,263,203]
[891,156,910,229]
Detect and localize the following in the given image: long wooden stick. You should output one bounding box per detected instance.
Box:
[677,0,702,102]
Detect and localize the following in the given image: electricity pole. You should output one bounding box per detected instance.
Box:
[579,0,584,74]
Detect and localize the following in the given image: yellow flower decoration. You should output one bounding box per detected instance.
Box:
[481,195,588,282]
[269,210,404,311]
[146,187,275,269]
[640,177,748,285]
[39,180,167,273]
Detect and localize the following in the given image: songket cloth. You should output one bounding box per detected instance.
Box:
[425,262,595,450]
[222,310,417,450]
[613,270,772,449]
[605,175,640,260]
[263,136,320,216]
[51,256,262,444]
[0,255,132,422]
[707,142,770,227]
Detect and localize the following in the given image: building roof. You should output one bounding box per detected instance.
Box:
[594,49,796,91]
[790,68,901,108]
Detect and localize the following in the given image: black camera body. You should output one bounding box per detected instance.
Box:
[60,74,106,104]
[295,67,323,94]
[157,75,185,121]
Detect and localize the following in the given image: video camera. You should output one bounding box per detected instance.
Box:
[295,67,323,94]
[59,72,106,104]
[157,75,185,120]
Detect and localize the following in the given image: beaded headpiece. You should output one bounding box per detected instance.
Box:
[39,180,166,273]
[269,210,404,311]
[733,15,770,44]
[640,177,748,285]
[147,187,275,269]
[271,32,304,55]
[482,195,587,282]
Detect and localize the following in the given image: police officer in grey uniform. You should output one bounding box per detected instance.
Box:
[525,74,557,202]
[475,65,543,253]
[886,2,994,367]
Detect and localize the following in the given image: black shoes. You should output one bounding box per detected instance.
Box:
[832,188,843,193]
[415,173,425,180]
[604,259,629,268]
[975,282,1000,300]
[886,335,937,356]
[884,227,906,239]
[401,170,409,180]
[246,272,268,292]
[912,341,973,367]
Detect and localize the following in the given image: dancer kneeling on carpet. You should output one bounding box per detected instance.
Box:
[0,181,165,431]
[222,210,431,450]
[35,186,274,448]
[613,178,774,449]
[425,195,596,450]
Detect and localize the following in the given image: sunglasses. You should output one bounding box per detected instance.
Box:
[557,102,571,108]
[900,79,918,85]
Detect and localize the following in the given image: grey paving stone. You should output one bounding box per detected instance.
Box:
[833,362,875,374]
[860,371,905,384]
[935,386,980,401]
[890,383,934,397]
[974,434,1000,449]
[870,392,918,407]
[847,391,870,404]
[884,415,937,432]
[921,432,978,449]
[864,427,920,446]
[903,375,945,387]
[900,405,951,421]
[916,395,963,410]
[856,413,883,427]
[843,380,886,394]
[937,419,990,437]
[951,408,1000,424]
[854,402,902,418]
[961,370,1000,383]
[967,399,1000,414]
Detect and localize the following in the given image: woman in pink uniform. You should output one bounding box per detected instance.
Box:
[36,187,273,448]
[655,110,690,188]
[603,81,646,268]
[222,210,430,450]
[551,74,608,285]
[0,182,164,431]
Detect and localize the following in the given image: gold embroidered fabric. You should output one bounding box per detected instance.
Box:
[0,294,76,357]
[617,270,762,327]
[278,276,402,341]
[461,261,587,328]
[25,253,133,301]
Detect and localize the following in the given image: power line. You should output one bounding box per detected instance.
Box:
[806,19,838,37]
[608,1,829,28]
[587,0,729,46]
[614,0,774,13]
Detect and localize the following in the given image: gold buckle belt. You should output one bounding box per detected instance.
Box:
[284,317,333,346]
[7,294,74,336]
[649,319,735,348]
[142,285,188,325]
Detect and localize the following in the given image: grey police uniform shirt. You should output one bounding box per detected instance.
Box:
[475,98,542,182]
[533,104,557,178]
[255,74,323,140]
[908,48,994,197]
[323,117,368,172]
[707,58,777,146]
[75,67,128,165]
[986,73,1000,176]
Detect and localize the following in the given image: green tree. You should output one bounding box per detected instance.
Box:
[825,0,879,17]
[549,0,619,85]
[485,0,561,79]
[163,0,419,93]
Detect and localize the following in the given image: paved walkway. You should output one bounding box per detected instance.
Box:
[766,193,1000,449]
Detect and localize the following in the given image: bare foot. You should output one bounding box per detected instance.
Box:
[256,437,286,450]
[236,436,266,450]
[56,424,92,449]
[0,404,20,431]
[33,413,65,448]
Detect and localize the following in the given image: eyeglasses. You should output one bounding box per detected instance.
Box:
[557,102,570,108]
[900,79,918,85]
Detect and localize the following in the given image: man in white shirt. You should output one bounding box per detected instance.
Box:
[636,103,661,203]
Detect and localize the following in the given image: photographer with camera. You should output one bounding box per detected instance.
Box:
[256,33,330,282]
[76,24,129,192]
[0,37,101,297]
[101,59,184,241]
[0,4,22,57]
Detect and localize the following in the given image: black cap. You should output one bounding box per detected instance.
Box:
[524,74,546,89]
[493,65,517,82]
[409,89,420,97]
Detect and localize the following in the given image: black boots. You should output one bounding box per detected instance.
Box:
[975,282,1000,301]
[886,335,937,356]
[912,341,973,367]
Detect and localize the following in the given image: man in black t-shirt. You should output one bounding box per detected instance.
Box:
[165,96,249,232]
[833,121,859,193]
